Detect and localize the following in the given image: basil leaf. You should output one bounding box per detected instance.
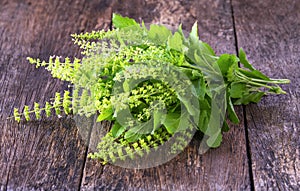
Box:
[233,92,265,105]
[148,24,172,44]
[239,48,255,71]
[230,82,248,99]
[217,54,239,77]
[167,32,183,51]
[206,130,222,148]
[112,13,138,29]
[97,105,113,122]
[111,122,126,138]
[163,112,181,134]
[227,95,240,124]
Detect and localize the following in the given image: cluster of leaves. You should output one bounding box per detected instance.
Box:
[11,14,289,165]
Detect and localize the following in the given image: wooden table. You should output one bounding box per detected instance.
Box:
[0,0,299,190]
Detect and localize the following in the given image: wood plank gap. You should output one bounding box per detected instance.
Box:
[230,1,255,189]
[229,0,239,55]
[78,10,114,191]
[77,116,95,191]
[242,105,255,191]
[109,11,113,30]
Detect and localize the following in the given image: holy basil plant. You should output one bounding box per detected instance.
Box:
[11,14,289,167]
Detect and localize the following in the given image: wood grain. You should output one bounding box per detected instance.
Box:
[2,0,298,190]
[81,0,251,190]
[232,0,300,190]
[0,0,112,190]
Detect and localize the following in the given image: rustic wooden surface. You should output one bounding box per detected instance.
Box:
[0,0,298,190]
[233,0,300,190]
[0,0,112,190]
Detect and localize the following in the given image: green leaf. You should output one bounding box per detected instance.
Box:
[227,64,237,82]
[148,24,172,44]
[124,120,153,142]
[179,67,202,80]
[239,48,255,71]
[153,110,163,134]
[111,122,126,138]
[233,92,265,105]
[124,128,143,143]
[227,96,240,124]
[197,98,210,132]
[177,112,191,132]
[163,111,191,134]
[189,22,199,42]
[123,80,130,92]
[163,112,180,134]
[239,69,270,81]
[177,92,199,117]
[230,82,248,99]
[202,42,216,56]
[217,54,239,77]
[188,22,215,58]
[167,32,183,51]
[112,13,138,29]
[198,110,209,133]
[205,110,222,136]
[97,105,113,122]
[176,24,188,43]
[222,120,230,132]
[192,77,206,100]
[206,130,222,148]
[238,48,270,80]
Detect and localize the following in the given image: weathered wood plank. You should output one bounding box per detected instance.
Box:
[81,0,251,190]
[232,0,300,190]
[0,0,112,190]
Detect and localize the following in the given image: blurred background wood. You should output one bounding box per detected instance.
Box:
[0,0,298,190]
